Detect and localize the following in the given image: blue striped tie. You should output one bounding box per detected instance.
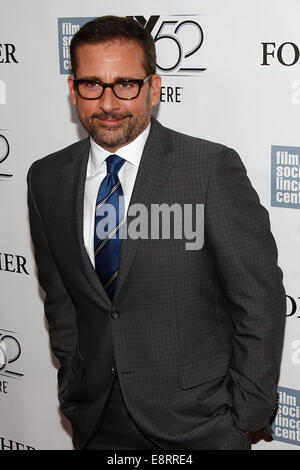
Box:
[94,154,125,299]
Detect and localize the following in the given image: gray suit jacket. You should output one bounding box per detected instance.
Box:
[27,117,286,450]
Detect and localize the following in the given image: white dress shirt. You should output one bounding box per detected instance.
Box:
[83,123,151,266]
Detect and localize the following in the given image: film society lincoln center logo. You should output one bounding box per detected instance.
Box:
[272,386,300,446]
[57,15,207,76]
[271,145,300,209]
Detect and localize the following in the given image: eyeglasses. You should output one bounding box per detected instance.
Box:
[74,74,152,100]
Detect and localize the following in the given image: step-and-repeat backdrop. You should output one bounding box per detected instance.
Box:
[1,0,300,450]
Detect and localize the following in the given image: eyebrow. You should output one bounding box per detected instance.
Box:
[75,76,136,82]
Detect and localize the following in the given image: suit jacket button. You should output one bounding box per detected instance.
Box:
[111,311,119,320]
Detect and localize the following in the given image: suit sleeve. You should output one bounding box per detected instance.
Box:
[205,147,286,432]
[27,162,78,395]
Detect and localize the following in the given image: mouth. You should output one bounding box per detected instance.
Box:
[92,113,131,128]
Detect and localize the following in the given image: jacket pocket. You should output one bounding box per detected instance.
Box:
[178,346,230,390]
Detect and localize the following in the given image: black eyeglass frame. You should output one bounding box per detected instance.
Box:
[73,74,153,100]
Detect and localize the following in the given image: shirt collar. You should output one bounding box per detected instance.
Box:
[88,122,151,177]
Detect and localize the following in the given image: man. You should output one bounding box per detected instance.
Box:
[27,16,286,450]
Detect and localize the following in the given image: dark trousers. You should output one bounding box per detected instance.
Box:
[84,376,160,450]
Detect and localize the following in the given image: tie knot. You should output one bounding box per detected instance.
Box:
[106,154,125,176]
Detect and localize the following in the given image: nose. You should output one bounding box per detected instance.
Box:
[98,86,119,113]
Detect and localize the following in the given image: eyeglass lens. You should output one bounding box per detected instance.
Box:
[78,80,140,99]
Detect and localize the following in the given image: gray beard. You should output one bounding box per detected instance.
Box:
[77,95,152,150]
[83,116,137,149]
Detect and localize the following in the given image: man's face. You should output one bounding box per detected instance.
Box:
[68,39,161,152]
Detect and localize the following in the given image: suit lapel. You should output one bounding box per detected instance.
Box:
[114,118,173,301]
[60,138,111,309]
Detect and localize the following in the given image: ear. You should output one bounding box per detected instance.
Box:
[68,75,77,106]
[150,74,161,107]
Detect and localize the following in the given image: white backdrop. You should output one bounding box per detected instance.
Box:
[0,0,300,450]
